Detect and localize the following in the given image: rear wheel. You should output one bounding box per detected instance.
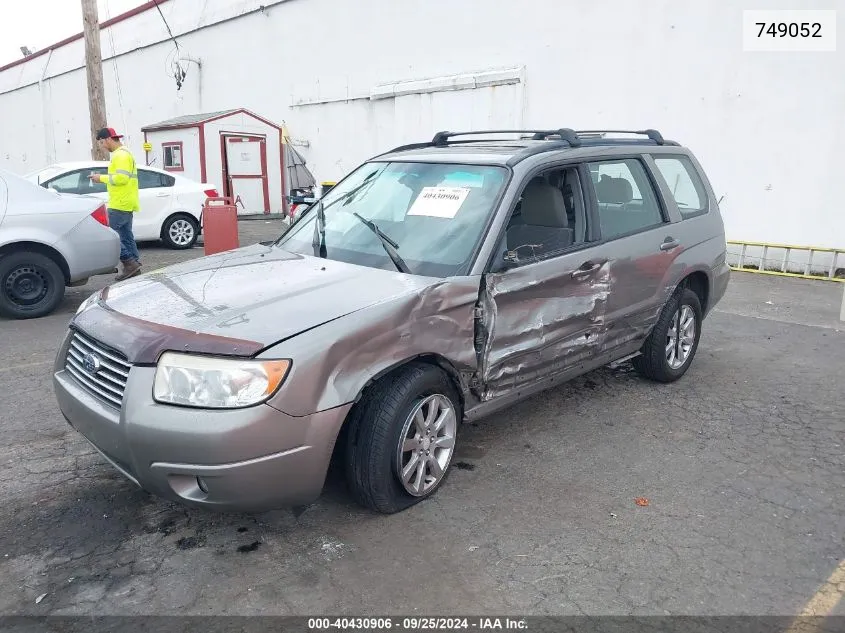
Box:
[161,214,199,249]
[633,287,702,382]
[0,251,65,319]
[344,363,461,514]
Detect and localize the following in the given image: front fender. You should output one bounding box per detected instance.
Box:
[260,276,482,417]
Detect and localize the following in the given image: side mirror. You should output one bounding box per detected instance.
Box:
[489,250,519,273]
[500,244,544,271]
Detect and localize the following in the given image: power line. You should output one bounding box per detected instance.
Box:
[152,0,179,50]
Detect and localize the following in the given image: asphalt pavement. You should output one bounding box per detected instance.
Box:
[0,218,842,617]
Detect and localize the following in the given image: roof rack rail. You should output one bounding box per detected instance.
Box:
[378,127,672,159]
[430,129,582,148]
[574,129,666,145]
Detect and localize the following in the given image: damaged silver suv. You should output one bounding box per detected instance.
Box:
[53,129,730,514]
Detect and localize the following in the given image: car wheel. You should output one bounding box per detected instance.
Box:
[0,251,65,320]
[344,363,461,514]
[633,286,703,383]
[161,214,199,249]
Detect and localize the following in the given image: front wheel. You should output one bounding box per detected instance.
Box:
[344,363,461,514]
[0,251,65,319]
[633,287,703,382]
[161,214,199,250]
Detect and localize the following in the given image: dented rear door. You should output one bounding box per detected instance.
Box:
[476,247,612,401]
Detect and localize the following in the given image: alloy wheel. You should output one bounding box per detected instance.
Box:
[666,304,696,370]
[169,219,195,246]
[396,394,457,497]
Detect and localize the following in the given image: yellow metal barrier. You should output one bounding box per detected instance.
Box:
[727,240,845,283]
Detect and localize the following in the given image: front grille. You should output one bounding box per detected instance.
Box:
[64,330,131,409]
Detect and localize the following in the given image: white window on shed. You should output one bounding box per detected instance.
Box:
[163,143,183,171]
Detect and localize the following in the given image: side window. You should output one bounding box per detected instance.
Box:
[76,167,107,195]
[653,155,707,218]
[587,158,664,241]
[138,170,164,189]
[44,171,84,194]
[163,143,183,171]
[160,174,176,187]
[501,166,586,265]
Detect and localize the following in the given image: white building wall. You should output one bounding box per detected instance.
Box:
[0,0,843,250]
[145,127,202,182]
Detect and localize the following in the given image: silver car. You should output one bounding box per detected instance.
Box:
[0,167,120,319]
[53,129,730,514]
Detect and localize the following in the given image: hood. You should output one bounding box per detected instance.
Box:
[84,243,438,356]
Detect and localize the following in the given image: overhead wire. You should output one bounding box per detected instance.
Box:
[152,0,187,89]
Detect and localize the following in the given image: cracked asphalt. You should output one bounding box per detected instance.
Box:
[0,218,843,617]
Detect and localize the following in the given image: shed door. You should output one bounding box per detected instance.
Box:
[223,135,269,215]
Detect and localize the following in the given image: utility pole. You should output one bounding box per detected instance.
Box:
[81,0,108,160]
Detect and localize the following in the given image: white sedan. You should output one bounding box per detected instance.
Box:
[25,162,219,250]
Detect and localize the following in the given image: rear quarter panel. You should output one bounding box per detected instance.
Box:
[53,217,120,281]
[173,186,205,219]
[642,150,729,315]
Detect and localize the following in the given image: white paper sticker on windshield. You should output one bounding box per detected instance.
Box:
[407,187,470,219]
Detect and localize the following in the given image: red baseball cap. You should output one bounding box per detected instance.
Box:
[96,127,124,140]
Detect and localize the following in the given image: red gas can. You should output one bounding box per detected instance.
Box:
[202,197,240,256]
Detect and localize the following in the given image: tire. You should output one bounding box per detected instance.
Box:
[633,287,703,383]
[161,214,199,250]
[344,363,462,514]
[0,251,66,320]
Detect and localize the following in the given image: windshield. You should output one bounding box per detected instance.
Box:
[276,161,509,277]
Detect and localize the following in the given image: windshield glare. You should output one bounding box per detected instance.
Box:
[277,161,508,277]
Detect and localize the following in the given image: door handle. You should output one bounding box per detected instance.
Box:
[156,193,170,197]
[571,259,607,280]
[660,237,680,251]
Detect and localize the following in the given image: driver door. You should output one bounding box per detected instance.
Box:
[476,164,614,401]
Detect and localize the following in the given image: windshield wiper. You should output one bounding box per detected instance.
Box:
[311,198,327,258]
[351,213,411,274]
[297,171,381,255]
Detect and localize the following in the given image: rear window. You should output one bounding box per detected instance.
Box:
[138,170,174,189]
[653,155,708,218]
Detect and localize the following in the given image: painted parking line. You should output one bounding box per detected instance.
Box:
[714,308,844,331]
[786,559,845,633]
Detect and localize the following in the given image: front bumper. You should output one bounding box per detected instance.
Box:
[52,333,351,512]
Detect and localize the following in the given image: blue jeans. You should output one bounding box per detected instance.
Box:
[108,209,140,262]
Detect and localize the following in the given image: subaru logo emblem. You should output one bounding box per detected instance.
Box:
[82,353,101,375]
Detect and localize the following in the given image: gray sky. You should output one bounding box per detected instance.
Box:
[0,0,141,66]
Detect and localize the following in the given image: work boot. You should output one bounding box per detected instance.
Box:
[115,259,142,281]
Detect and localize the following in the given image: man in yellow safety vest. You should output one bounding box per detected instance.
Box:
[89,127,142,281]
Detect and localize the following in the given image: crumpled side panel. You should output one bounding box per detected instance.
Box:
[262,277,482,417]
[478,261,611,400]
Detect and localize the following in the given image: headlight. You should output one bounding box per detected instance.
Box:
[153,352,291,409]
